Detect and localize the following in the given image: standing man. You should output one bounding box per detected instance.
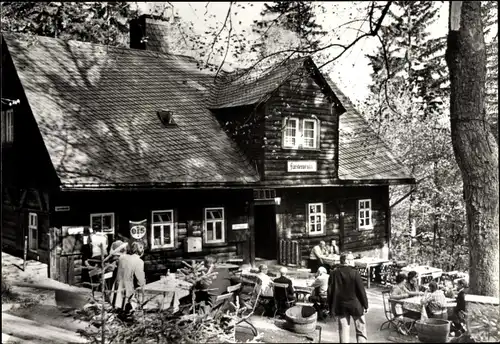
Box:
[328,252,368,343]
[309,241,329,273]
[113,241,146,314]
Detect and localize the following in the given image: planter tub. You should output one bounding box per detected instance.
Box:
[415,318,451,343]
[285,305,317,334]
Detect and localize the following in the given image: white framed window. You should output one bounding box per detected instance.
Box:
[204,207,225,244]
[28,212,38,251]
[151,210,175,249]
[90,213,115,234]
[283,117,320,149]
[1,109,14,144]
[307,203,325,235]
[283,118,299,148]
[358,199,373,229]
[302,119,318,148]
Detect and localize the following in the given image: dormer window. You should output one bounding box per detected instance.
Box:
[157,110,177,127]
[1,108,14,144]
[283,117,319,149]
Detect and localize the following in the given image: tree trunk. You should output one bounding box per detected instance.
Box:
[445,1,499,297]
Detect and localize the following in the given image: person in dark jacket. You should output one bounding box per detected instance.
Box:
[273,267,296,316]
[327,252,369,343]
[450,279,468,335]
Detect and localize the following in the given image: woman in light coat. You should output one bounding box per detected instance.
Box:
[112,241,146,312]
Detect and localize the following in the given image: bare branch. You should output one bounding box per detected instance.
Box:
[205,2,232,66]
[204,2,210,16]
[376,32,402,117]
[317,1,393,69]
[215,3,233,79]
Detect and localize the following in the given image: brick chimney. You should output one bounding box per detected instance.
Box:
[129,14,169,53]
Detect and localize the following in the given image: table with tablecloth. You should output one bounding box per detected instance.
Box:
[401,265,443,287]
[323,254,341,267]
[142,277,192,311]
[240,271,314,301]
[353,257,392,288]
[391,295,457,314]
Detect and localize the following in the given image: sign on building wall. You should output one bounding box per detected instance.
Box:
[129,219,147,239]
[232,223,249,230]
[287,160,317,172]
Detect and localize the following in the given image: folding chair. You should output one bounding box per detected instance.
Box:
[380,290,416,336]
[227,281,260,336]
[87,265,114,299]
[273,282,296,318]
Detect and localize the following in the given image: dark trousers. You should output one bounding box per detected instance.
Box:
[308,259,320,273]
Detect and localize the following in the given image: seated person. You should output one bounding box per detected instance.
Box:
[273,267,295,316]
[194,256,240,312]
[256,264,274,298]
[308,241,330,273]
[450,279,468,336]
[329,240,339,255]
[309,266,329,318]
[421,281,447,320]
[405,270,423,293]
[390,273,422,320]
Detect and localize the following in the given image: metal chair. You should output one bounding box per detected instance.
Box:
[380,289,416,336]
[227,282,260,336]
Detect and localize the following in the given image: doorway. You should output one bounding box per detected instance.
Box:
[254,204,277,260]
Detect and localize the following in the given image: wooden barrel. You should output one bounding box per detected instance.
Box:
[415,319,450,343]
[285,305,317,334]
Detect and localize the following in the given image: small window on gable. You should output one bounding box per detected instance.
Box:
[358,199,373,230]
[307,203,325,235]
[283,117,319,149]
[157,110,177,127]
[1,109,14,144]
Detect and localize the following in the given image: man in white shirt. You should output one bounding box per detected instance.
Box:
[309,241,329,273]
[310,266,329,318]
[256,265,274,297]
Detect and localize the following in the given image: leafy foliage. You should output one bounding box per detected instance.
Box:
[362,1,469,272]
[0,2,137,46]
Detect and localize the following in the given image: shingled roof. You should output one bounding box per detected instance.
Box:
[209,57,307,109]
[323,76,413,181]
[3,33,259,187]
[3,33,412,187]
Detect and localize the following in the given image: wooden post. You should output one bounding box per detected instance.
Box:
[23,236,28,271]
[248,202,255,267]
[101,243,105,344]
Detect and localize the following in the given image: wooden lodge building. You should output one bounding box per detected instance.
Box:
[1,16,414,282]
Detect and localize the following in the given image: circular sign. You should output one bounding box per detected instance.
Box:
[130,225,146,239]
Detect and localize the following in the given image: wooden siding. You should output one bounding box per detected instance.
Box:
[51,189,253,273]
[275,186,389,261]
[262,73,341,186]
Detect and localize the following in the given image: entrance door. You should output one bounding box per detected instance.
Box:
[254,204,277,260]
